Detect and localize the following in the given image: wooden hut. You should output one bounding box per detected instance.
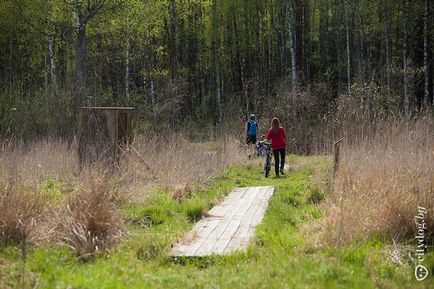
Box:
[77,107,135,168]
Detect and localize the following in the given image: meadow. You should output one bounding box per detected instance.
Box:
[0,116,433,288]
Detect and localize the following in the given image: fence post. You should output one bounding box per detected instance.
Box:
[333,138,342,177]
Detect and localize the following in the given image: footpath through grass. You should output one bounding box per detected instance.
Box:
[0,155,432,288]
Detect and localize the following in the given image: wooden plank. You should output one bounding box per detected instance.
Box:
[233,186,274,247]
[170,218,221,256]
[169,186,274,257]
[171,188,247,256]
[208,187,247,217]
[202,187,260,255]
[224,186,274,252]
[225,186,273,251]
[194,188,256,255]
[212,187,262,254]
[223,186,269,253]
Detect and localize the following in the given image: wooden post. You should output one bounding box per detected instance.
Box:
[333,138,342,177]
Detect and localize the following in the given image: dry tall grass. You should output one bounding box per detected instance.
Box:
[54,178,125,260]
[117,134,244,201]
[320,116,434,245]
[0,138,77,186]
[0,133,244,253]
[0,182,45,246]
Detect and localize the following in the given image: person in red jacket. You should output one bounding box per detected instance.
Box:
[265,117,286,176]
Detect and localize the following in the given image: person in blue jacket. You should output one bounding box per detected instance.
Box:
[246,114,258,145]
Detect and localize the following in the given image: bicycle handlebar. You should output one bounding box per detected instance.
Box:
[258,140,271,145]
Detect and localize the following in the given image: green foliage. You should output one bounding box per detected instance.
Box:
[183,197,205,222]
[307,188,325,204]
[123,190,181,226]
[136,235,168,261]
[135,206,169,226]
[0,87,75,139]
[40,177,63,204]
[2,0,431,141]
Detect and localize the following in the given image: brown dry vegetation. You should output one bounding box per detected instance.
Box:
[54,179,125,260]
[0,134,244,255]
[318,116,434,245]
[0,182,45,246]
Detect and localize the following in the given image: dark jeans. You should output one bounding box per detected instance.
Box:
[246,135,257,145]
[273,149,286,175]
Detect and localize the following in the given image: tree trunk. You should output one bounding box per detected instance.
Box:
[48,34,59,96]
[9,37,12,89]
[235,17,249,116]
[169,0,177,83]
[200,61,205,104]
[267,6,273,95]
[279,4,287,76]
[287,0,297,92]
[423,0,429,108]
[295,0,302,76]
[76,20,87,106]
[344,0,351,94]
[212,0,222,123]
[215,59,222,123]
[403,0,409,119]
[125,37,130,98]
[303,0,310,79]
[44,52,48,90]
[356,0,365,82]
[384,7,391,97]
[255,3,262,89]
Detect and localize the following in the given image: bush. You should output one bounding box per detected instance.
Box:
[55,179,125,260]
[0,182,45,246]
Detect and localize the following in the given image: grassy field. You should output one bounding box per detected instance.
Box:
[1,155,432,289]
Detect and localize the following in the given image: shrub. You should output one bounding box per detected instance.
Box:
[55,179,125,260]
[0,182,45,246]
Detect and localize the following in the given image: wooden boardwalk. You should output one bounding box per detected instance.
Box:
[170,186,274,257]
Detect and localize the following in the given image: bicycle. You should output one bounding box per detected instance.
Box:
[258,141,272,177]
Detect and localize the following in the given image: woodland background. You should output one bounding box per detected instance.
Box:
[1,0,433,152]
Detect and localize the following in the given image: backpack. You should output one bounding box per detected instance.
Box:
[247,121,257,136]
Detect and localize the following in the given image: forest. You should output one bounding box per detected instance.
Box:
[1,0,434,288]
[1,0,433,144]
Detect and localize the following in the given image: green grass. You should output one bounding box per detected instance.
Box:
[0,155,432,288]
[183,197,206,222]
[40,176,73,204]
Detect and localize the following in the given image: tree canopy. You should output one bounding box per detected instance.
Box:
[0,0,433,140]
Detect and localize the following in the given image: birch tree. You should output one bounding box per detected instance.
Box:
[287,0,297,92]
[212,0,222,123]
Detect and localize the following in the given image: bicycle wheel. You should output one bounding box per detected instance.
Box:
[265,155,270,177]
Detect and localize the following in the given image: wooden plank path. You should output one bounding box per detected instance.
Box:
[170,186,274,257]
